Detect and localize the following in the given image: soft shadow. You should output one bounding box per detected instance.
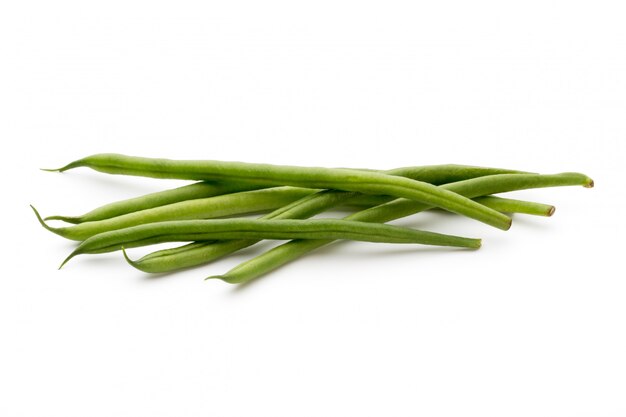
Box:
[507,214,554,231]
[63,254,122,270]
[228,267,287,294]
[310,240,475,258]
[227,242,478,295]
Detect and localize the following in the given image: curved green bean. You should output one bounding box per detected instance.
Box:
[124,194,552,273]
[123,166,529,273]
[125,189,362,273]
[44,181,264,224]
[45,154,513,230]
[207,172,593,284]
[39,164,525,238]
[45,164,527,224]
[60,219,482,268]
[34,187,318,241]
[473,196,555,217]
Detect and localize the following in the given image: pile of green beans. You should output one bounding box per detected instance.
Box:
[33,153,593,284]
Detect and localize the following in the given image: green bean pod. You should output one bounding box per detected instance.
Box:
[124,194,552,273]
[472,196,555,217]
[60,219,482,268]
[34,187,318,241]
[207,172,593,284]
[45,164,527,224]
[123,166,530,273]
[125,190,362,273]
[44,181,264,224]
[46,154,513,230]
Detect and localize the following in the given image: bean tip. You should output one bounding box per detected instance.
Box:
[58,251,77,270]
[30,204,47,227]
[44,214,80,223]
[205,275,226,282]
[547,206,556,217]
[31,204,60,234]
[40,160,83,173]
[584,178,594,188]
[121,247,137,266]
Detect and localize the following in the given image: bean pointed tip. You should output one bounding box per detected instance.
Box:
[31,204,48,228]
[31,204,61,235]
[121,247,136,266]
[40,160,81,173]
[205,275,226,282]
[44,214,81,224]
[58,252,76,270]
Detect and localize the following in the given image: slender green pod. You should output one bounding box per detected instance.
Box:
[125,190,362,273]
[473,196,555,217]
[60,218,482,268]
[43,181,265,224]
[208,172,593,284]
[45,164,526,224]
[34,187,318,241]
[124,166,529,273]
[354,195,556,217]
[124,194,552,273]
[45,154,513,230]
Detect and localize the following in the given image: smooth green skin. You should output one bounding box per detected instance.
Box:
[473,196,555,217]
[124,166,528,273]
[39,164,524,239]
[35,187,319,241]
[43,181,264,224]
[46,154,513,230]
[126,190,365,273]
[44,164,526,224]
[208,172,593,284]
[124,194,551,273]
[60,218,482,267]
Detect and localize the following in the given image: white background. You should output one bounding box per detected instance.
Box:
[1,1,625,416]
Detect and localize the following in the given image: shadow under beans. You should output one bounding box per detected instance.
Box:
[505,214,555,231]
[228,268,285,294]
[62,254,124,270]
[228,241,478,294]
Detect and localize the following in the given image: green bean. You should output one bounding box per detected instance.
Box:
[372,164,530,185]
[207,172,593,284]
[33,187,318,241]
[124,190,363,273]
[123,166,528,273]
[123,194,551,273]
[472,196,555,217]
[44,164,525,224]
[358,196,555,216]
[43,181,265,224]
[37,164,527,241]
[60,219,482,268]
[45,154,513,230]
